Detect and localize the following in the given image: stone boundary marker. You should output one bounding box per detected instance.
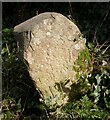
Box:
[14,12,86,107]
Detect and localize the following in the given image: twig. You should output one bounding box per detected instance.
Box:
[20,89,29,116]
[44,107,50,120]
[102,44,110,55]
[68,1,73,20]
[99,7,110,28]
[6,43,10,55]
[93,7,110,44]
[99,39,109,50]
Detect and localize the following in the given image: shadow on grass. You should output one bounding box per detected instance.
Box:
[2,57,46,119]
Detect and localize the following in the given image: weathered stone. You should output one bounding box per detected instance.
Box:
[14,12,86,107]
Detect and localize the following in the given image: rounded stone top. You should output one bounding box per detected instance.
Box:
[14,12,79,34]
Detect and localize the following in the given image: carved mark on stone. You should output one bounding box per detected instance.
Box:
[51,14,55,19]
[23,30,31,50]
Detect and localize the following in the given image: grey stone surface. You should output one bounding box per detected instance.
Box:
[14,12,86,106]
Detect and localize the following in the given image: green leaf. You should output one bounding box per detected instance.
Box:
[1,48,8,54]
[2,28,13,33]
